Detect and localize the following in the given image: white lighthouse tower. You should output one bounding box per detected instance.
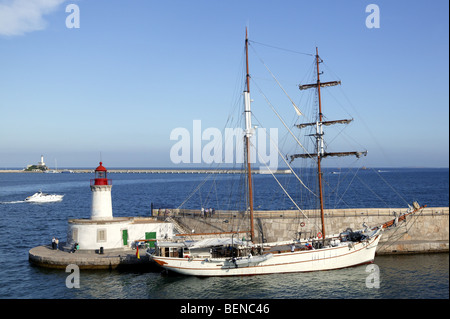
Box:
[38,155,45,166]
[90,162,113,220]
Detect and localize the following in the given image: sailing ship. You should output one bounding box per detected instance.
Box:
[148,30,426,276]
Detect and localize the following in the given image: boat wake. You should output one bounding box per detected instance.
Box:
[0,200,25,204]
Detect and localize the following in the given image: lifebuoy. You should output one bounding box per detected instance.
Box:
[317,232,323,239]
[300,222,305,227]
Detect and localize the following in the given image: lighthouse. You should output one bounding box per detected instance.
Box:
[62,161,174,254]
[90,162,113,220]
[38,155,45,166]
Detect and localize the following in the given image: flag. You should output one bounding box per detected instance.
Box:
[136,246,140,259]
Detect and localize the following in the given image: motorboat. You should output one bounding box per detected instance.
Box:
[25,191,64,203]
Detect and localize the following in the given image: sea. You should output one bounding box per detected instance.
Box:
[0,168,448,306]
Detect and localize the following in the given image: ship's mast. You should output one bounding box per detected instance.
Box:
[244,28,255,242]
[315,47,326,241]
[175,29,256,242]
[290,47,367,242]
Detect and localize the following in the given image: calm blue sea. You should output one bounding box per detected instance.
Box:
[0,168,448,301]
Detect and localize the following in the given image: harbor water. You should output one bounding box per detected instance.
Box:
[0,168,448,299]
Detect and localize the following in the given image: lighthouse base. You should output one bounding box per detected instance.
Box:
[29,216,174,270]
[66,216,173,251]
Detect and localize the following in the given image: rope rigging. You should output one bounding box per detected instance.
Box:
[249,40,314,57]
[171,37,419,244]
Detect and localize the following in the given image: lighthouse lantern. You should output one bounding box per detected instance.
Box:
[92,162,110,186]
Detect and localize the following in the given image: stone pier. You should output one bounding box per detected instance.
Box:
[28,245,155,270]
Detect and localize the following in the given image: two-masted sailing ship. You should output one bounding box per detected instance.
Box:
[148,30,425,276]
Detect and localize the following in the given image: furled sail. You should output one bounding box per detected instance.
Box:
[299,80,341,90]
[290,151,367,162]
[296,119,353,129]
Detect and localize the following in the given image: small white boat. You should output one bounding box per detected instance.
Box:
[25,191,64,203]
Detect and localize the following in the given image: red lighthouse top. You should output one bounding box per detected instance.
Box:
[95,162,107,172]
[91,162,112,186]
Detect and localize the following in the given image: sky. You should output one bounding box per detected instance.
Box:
[0,0,448,168]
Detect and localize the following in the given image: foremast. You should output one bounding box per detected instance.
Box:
[290,48,367,241]
[244,28,255,243]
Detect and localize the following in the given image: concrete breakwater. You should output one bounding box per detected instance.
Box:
[157,206,449,255]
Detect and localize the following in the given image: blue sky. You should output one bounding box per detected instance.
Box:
[0,0,448,168]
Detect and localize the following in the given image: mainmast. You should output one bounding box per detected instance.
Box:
[290,47,367,242]
[315,48,326,240]
[244,28,255,242]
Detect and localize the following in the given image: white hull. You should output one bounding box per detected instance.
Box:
[150,234,381,277]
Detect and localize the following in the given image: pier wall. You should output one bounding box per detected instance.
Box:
[157,207,449,255]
